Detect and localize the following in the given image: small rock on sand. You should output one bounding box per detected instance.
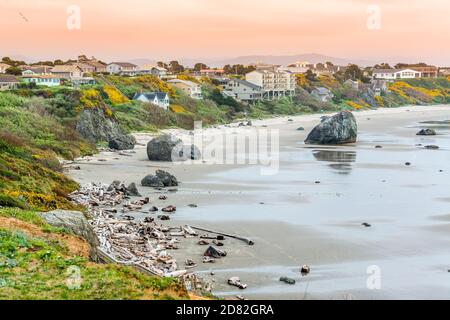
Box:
[416,129,436,136]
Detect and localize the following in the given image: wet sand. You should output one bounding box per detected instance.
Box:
[69,105,450,300]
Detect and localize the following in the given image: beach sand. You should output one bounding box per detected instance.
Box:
[68,105,450,300]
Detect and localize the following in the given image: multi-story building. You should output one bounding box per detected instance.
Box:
[223,79,262,102]
[167,79,202,99]
[245,69,295,99]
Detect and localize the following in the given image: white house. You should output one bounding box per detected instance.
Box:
[140,65,168,78]
[224,79,262,102]
[21,75,62,87]
[107,62,138,75]
[133,92,170,109]
[167,79,202,99]
[372,68,421,80]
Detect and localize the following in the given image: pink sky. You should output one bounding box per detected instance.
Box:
[1,0,449,65]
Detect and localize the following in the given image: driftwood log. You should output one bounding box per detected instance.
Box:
[189,226,255,245]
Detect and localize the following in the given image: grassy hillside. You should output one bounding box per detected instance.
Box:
[0,92,96,211]
[0,208,188,300]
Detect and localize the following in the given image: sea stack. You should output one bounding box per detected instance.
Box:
[305,111,357,145]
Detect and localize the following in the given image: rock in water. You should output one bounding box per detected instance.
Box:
[305,111,357,145]
[417,129,436,136]
[108,135,136,150]
[40,210,99,260]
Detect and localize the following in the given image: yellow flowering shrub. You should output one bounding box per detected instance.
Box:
[295,74,308,88]
[374,95,384,107]
[346,100,370,110]
[79,89,102,109]
[169,104,187,113]
[3,190,58,211]
[103,85,129,105]
[346,101,363,109]
[318,74,338,89]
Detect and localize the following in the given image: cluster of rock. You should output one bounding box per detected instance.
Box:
[146,134,201,162]
[304,111,358,145]
[141,170,179,188]
[417,128,436,136]
[107,180,141,197]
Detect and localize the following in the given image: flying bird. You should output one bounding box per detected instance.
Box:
[19,12,29,22]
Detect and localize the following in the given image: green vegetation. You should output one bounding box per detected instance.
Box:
[0,91,96,211]
[0,208,188,300]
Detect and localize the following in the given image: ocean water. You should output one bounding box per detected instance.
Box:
[172,118,450,299]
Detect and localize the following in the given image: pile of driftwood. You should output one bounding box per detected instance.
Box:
[69,183,196,278]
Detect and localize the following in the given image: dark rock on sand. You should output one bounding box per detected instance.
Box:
[156,170,178,187]
[305,111,357,145]
[125,183,141,197]
[141,170,178,188]
[146,134,182,161]
[172,143,202,161]
[280,277,296,285]
[424,145,439,150]
[108,135,136,150]
[141,175,164,188]
[417,129,436,136]
[146,134,201,161]
[204,246,227,258]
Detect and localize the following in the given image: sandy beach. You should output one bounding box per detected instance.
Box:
[68,105,450,300]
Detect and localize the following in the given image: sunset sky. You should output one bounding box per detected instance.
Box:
[1,0,449,65]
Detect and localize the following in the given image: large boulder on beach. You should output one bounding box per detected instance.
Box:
[305,111,357,145]
[108,134,136,150]
[146,134,182,161]
[39,210,99,260]
[417,128,436,136]
[146,134,201,161]
[172,144,202,161]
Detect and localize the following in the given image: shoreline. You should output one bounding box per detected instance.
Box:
[67,104,450,300]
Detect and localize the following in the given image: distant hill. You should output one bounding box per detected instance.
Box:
[209,53,376,67]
